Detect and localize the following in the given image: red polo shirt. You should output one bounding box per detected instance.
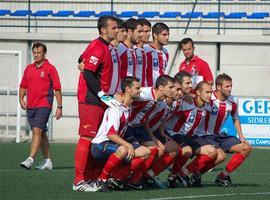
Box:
[179,55,213,83]
[77,37,113,105]
[20,59,61,109]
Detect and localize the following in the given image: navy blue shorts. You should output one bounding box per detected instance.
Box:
[91,141,120,160]
[201,134,241,152]
[125,126,153,144]
[27,107,51,133]
[172,134,209,153]
[154,130,168,144]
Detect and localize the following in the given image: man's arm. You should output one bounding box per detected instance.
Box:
[19,88,27,110]
[143,120,165,150]
[233,118,248,143]
[54,90,62,120]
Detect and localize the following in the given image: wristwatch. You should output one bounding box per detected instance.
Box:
[57,105,63,109]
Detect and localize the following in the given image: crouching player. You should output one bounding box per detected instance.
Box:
[198,73,252,186]
[166,81,218,187]
[91,76,150,192]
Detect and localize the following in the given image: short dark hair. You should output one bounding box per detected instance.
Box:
[195,81,211,92]
[152,22,169,35]
[138,18,151,27]
[155,75,175,89]
[125,18,141,31]
[116,18,126,30]
[174,71,192,85]
[97,15,118,34]
[215,73,232,87]
[180,37,194,48]
[32,42,47,53]
[121,76,140,93]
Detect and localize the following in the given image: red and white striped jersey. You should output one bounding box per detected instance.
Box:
[148,100,168,132]
[166,99,211,137]
[92,104,131,144]
[144,44,169,87]
[201,92,239,136]
[118,43,136,79]
[128,87,157,127]
[108,44,121,95]
[134,46,147,87]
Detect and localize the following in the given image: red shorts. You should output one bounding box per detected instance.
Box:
[78,103,106,137]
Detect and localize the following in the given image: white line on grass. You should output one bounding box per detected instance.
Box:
[143,192,270,200]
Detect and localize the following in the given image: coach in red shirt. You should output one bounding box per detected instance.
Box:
[19,42,62,170]
[73,15,119,192]
[179,38,214,89]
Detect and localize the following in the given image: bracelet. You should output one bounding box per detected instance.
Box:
[57,106,63,109]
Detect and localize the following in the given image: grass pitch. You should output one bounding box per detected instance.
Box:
[1,143,270,200]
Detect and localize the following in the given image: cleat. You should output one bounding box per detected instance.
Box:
[143,176,167,189]
[215,175,233,187]
[107,178,124,190]
[35,160,53,170]
[126,182,143,190]
[176,175,191,187]
[20,157,33,170]
[191,174,202,187]
[72,181,99,192]
[167,175,177,188]
[96,179,111,192]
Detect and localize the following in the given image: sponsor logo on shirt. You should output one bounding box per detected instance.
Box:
[153,58,158,67]
[137,56,142,65]
[89,56,99,65]
[82,124,91,129]
[188,114,195,123]
[211,106,218,115]
[40,71,45,78]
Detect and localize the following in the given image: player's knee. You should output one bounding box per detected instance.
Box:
[116,146,128,158]
[182,146,192,158]
[217,151,226,162]
[206,146,218,158]
[241,143,252,155]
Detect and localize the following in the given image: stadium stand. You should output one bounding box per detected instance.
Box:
[74,11,95,17]
[10,10,32,16]
[32,10,53,17]
[52,10,74,17]
[0,9,11,16]
[118,11,138,18]
[138,11,160,18]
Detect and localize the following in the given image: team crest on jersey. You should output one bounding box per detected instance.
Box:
[137,56,142,65]
[188,115,195,123]
[211,107,218,115]
[40,71,45,78]
[89,56,99,65]
[112,55,117,63]
[128,57,133,65]
[153,58,158,67]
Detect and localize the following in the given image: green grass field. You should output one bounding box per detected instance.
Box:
[1,143,270,200]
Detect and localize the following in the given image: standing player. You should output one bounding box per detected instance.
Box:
[199,73,252,186]
[179,37,213,89]
[73,16,119,192]
[118,18,143,79]
[145,22,169,87]
[135,18,152,87]
[20,42,62,170]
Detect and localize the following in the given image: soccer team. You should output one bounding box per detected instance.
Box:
[19,15,252,192]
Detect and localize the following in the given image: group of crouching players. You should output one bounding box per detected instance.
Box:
[73,72,252,192]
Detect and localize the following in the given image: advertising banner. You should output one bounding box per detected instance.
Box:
[221,97,270,146]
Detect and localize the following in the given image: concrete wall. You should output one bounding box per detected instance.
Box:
[0,33,269,140]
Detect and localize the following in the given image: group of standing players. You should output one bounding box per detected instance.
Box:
[73,15,252,192]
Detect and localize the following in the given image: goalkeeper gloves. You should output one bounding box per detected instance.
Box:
[98,91,120,108]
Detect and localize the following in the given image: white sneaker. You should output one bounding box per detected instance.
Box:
[72,181,99,192]
[35,159,53,170]
[20,157,34,169]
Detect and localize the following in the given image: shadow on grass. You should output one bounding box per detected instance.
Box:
[53,166,74,170]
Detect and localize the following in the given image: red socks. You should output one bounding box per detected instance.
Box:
[171,148,189,175]
[99,154,122,181]
[74,137,93,184]
[225,153,246,173]
[144,147,158,171]
[129,157,146,184]
[151,153,175,176]
[186,155,214,174]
